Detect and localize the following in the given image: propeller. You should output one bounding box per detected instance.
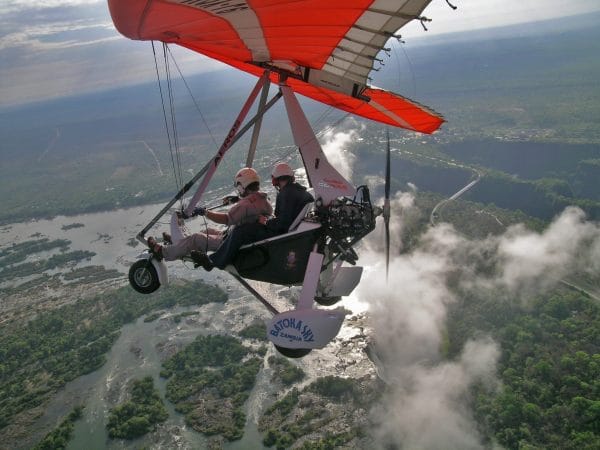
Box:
[384,127,391,281]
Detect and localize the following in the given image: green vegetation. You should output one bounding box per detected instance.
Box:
[268,356,305,386]
[143,312,163,323]
[61,223,84,231]
[0,279,227,432]
[308,376,356,401]
[263,387,299,419]
[172,310,199,323]
[0,246,96,284]
[259,377,377,449]
[0,238,70,265]
[445,286,600,449]
[161,334,262,441]
[33,405,83,450]
[62,265,122,283]
[239,322,267,340]
[106,376,168,439]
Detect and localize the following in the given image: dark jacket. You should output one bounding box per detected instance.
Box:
[266,182,314,234]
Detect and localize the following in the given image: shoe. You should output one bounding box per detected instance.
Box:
[190,250,214,271]
[147,237,163,261]
[162,232,172,244]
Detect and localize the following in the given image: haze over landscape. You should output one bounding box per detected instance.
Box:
[1,1,599,449]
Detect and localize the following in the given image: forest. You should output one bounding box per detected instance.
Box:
[106,376,168,439]
[33,406,83,450]
[161,334,264,441]
[0,279,227,434]
[446,285,599,449]
[259,375,380,449]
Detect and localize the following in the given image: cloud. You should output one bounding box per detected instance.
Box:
[371,339,500,450]
[496,206,600,294]
[0,0,102,15]
[357,203,600,448]
[320,124,361,181]
[0,21,117,51]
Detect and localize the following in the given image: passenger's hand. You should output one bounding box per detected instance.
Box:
[258,215,267,225]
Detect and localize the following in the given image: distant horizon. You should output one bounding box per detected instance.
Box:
[2,9,599,112]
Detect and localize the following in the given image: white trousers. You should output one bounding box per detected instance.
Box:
[161,227,224,261]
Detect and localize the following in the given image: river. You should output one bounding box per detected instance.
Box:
[1,201,373,449]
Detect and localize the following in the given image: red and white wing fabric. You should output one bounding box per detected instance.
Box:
[108,0,444,134]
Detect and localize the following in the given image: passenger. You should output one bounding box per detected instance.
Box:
[147,167,272,269]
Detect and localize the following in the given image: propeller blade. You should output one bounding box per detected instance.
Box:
[384,127,391,280]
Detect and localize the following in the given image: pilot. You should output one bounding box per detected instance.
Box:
[194,162,314,271]
[147,167,272,268]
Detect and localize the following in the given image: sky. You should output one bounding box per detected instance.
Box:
[1,0,600,107]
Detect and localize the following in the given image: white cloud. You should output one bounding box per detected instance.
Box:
[357,203,600,448]
[0,0,102,15]
[0,21,116,51]
[320,124,361,181]
[371,339,500,450]
[497,206,600,294]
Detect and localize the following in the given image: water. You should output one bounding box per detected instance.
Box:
[2,203,374,449]
[65,310,211,450]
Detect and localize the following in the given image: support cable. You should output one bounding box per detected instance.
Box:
[166,46,220,152]
[151,41,177,189]
[163,43,184,194]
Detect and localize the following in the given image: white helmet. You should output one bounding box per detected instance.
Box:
[271,163,294,179]
[234,167,260,191]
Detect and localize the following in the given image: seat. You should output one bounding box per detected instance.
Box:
[287,202,313,232]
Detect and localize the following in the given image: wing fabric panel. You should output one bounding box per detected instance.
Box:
[108,0,444,133]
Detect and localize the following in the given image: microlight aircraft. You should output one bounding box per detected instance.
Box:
[108,0,447,357]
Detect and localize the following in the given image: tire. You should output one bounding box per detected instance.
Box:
[128,260,160,294]
[314,296,342,306]
[275,345,312,359]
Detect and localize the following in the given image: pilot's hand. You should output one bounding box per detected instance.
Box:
[223,195,239,205]
[192,206,206,217]
[258,215,268,225]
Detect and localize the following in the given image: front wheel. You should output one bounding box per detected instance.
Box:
[275,345,312,359]
[129,260,160,294]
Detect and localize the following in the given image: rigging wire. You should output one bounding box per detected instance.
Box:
[392,38,417,101]
[151,41,185,206]
[163,43,184,192]
[155,40,355,205]
[166,46,220,152]
[151,41,176,182]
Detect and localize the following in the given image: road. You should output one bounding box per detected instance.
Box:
[423,158,482,226]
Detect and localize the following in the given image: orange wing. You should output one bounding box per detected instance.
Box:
[108,0,443,133]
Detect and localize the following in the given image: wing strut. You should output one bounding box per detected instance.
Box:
[185,71,270,216]
[230,273,279,315]
[246,72,271,167]
[136,71,281,243]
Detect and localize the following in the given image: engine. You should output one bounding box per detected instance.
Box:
[317,185,376,247]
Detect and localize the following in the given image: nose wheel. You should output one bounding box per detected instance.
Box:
[128,259,160,294]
